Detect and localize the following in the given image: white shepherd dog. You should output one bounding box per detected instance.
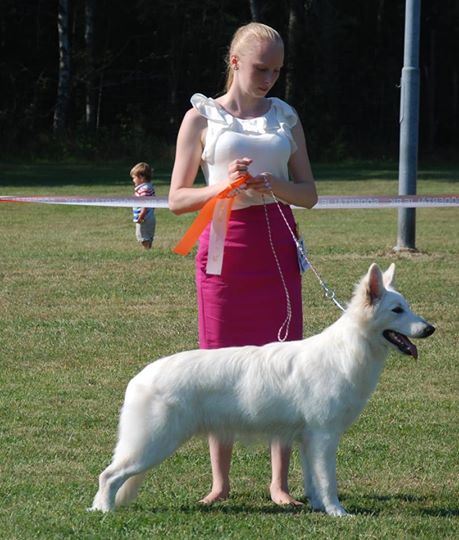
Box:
[91,263,435,516]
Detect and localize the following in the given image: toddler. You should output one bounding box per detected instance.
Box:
[131,162,156,249]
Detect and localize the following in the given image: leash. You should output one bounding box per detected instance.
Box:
[262,199,293,342]
[262,186,346,315]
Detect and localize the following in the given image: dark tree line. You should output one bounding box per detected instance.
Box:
[0,0,457,161]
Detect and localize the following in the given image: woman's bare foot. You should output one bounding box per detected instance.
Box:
[270,485,304,506]
[269,442,302,506]
[198,488,230,505]
[199,435,232,504]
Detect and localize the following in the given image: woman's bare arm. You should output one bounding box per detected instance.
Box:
[168,109,225,215]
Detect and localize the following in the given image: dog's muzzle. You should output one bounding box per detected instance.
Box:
[419,324,436,338]
[383,324,435,359]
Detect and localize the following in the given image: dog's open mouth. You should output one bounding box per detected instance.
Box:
[383,330,418,359]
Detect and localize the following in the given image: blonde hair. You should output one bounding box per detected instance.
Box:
[225,22,283,91]
[130,162,153,181]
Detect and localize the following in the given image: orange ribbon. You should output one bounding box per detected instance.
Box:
[173,174,251,256]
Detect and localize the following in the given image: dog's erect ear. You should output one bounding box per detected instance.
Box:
[383,263,396,289]
[367,263,384,305]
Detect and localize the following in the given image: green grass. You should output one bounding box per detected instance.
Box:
[0,161,458,539]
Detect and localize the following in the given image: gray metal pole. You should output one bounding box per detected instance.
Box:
[396,0,421,251]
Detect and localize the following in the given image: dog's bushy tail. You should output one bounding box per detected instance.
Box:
[114,472,147,507]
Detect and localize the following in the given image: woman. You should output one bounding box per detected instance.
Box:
[169,22,317,505]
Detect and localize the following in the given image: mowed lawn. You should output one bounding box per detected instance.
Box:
[0,161,458,539]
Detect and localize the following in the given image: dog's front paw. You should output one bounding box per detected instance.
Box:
[309,499,325,513]
[87,504,112,513]
[88,492,113,513]
[325,504,348,517]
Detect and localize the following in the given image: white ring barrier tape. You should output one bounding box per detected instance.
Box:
[0,195,170,208]
[0,194,458,209]
[310,194,459,209]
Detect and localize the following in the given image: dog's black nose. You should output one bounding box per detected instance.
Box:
[421,324,435,338]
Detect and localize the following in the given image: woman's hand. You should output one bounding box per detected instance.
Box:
[227,157,252,183]
[245,172,275,195]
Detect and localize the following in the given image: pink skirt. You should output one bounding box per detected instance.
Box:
[196,202,303,349]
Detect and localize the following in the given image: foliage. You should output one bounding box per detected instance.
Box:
[0,161,458,538]
[0,1,458,160]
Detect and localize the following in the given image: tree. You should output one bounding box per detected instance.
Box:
[85,0,97,129]
[249,0,262,21]
[53,0,71,133]
[284,0,304,104]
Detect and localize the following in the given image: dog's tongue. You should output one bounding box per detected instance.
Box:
[405,338,418,359]
[385,330,418,359]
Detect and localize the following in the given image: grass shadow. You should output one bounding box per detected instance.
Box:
[194,501,307,515]
[314,161,459,183]
[0,161,205,188]
[135,492,459,518]
[342,492,459,518]
[1,160,457,188]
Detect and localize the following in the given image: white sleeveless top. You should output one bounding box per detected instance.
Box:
[190,93,298,210]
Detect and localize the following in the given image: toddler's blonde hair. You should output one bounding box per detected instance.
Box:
[130,162,153,181]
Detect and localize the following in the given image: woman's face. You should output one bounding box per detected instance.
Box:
[233,39,284,98]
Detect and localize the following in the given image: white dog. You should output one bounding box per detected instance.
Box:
[91,263,434,516]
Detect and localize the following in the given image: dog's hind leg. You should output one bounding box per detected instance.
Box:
[91,430,185,512]
[91,460,147,512]
[114,470,147,508]
[91,396,191,512]
[304,431,347,517]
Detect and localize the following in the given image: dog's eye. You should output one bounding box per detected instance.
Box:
[392,307,404,314]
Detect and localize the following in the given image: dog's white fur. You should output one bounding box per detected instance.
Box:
[91,263,434,516]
